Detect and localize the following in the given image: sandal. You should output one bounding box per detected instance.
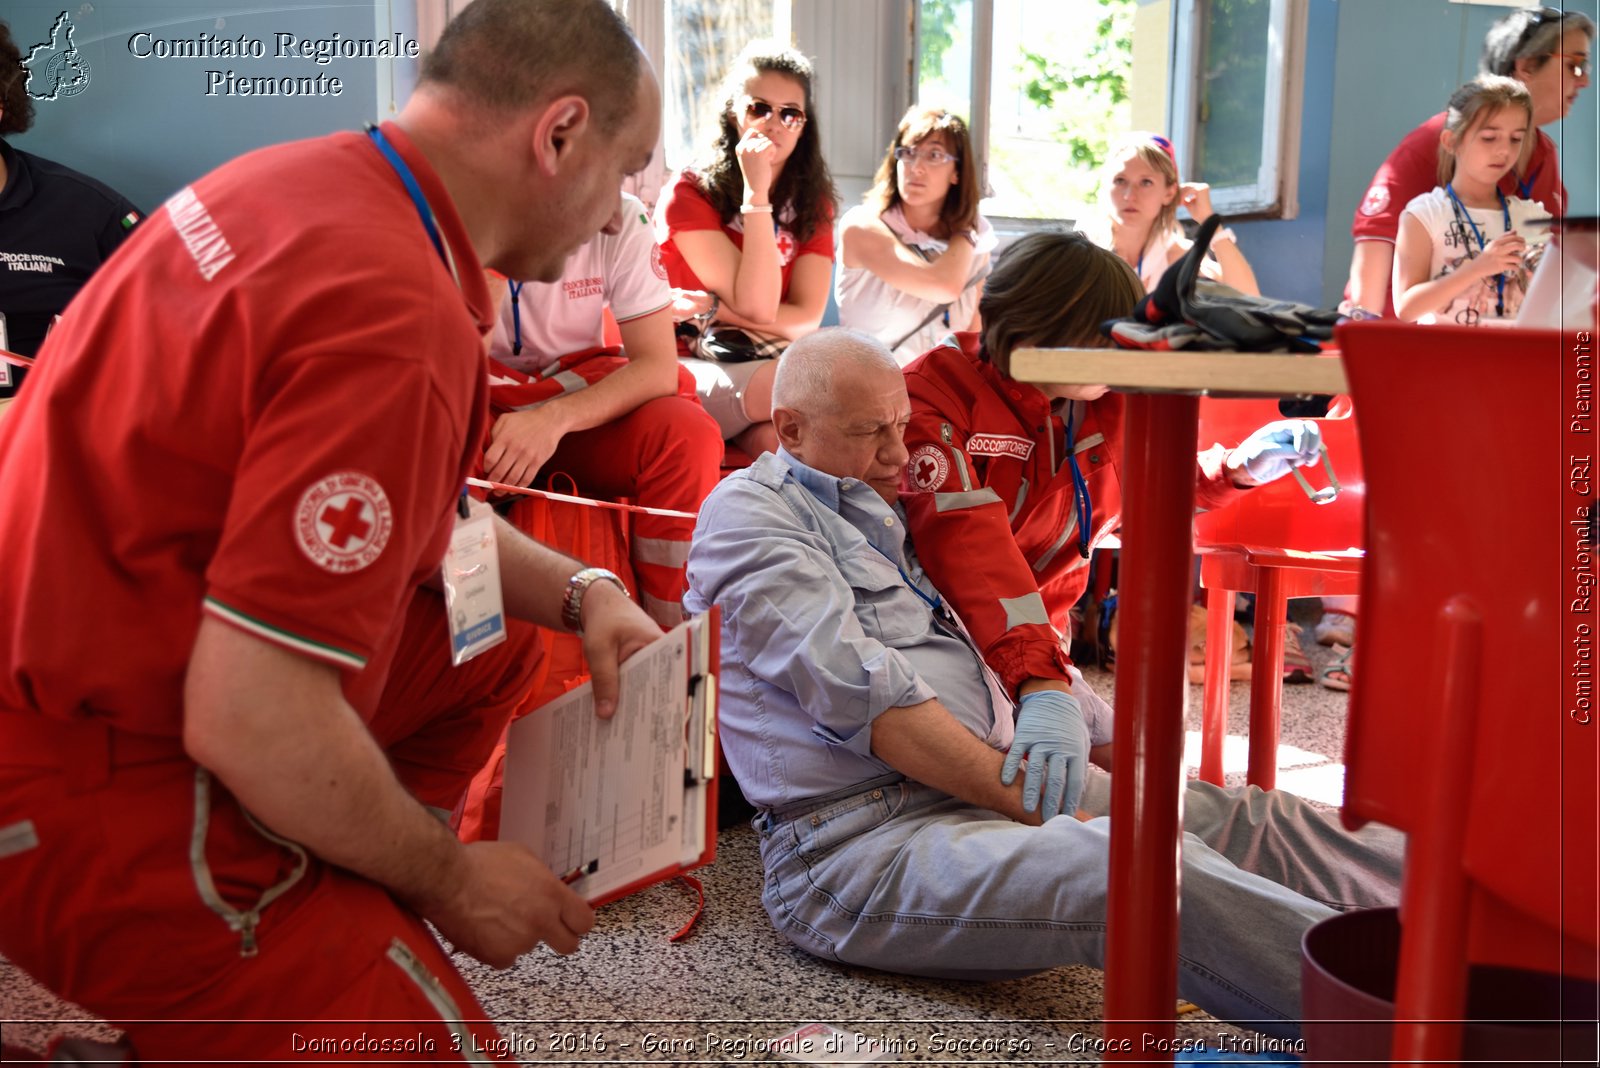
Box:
[1314,608,1357,647]
[1186,604,1251,683]
[1281,626,1314,684]
[1320,643,1353,691]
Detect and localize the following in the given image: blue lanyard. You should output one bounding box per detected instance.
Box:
[868,542,943,615]
[1065,402,1094,559]
[365,124,457,286]
[1445,183,1510,317]
[1516,164,1540,201]
[507,280,524,356]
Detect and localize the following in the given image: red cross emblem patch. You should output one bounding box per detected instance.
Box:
[295,472,394,573]
[775,228,798,265]
[909,445,950,491]
[1358,184,1390,218]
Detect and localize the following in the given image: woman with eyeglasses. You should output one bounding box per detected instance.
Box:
[1079,131,1259,296]
[835,106,997,366]
[1343,5,1592,319]
[654,41,837,456]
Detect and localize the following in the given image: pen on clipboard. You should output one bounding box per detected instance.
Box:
[560,860,598,885]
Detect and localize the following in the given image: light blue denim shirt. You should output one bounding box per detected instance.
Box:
[686,448,1008,811]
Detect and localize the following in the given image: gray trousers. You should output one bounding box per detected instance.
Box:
[756,770,1404,1038]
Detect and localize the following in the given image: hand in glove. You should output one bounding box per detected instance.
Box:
[1228,419,1322,485]
[1000,689,1089,819]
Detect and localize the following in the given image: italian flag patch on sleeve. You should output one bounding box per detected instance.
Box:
[120,211,141,230]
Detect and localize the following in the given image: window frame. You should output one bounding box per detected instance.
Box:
[909,0,1308,229]
[1168,0,1306,219]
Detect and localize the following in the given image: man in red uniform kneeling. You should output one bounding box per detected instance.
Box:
[0,0,663,1060]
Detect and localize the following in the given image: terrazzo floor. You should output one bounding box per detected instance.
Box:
[1,619,1356,1064]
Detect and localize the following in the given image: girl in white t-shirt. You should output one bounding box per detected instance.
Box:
[1394,76,1548,325]
[836,106,997,365]
[1079,132,1259,296]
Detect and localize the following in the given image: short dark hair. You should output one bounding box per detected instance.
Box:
[864,106,980,238]
[979,230,1143,378]
[1480,6,1595,78]
[420,0,642,132]
[0,19,37,136]
[695,40,836,244]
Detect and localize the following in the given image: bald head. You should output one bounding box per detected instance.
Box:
[772,328,901,414]
[772,329,911,504]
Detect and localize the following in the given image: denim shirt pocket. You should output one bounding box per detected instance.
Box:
[837,551,925,646]
[791,782,907,862]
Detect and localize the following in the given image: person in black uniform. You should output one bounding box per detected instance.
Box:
[1,18,142,400]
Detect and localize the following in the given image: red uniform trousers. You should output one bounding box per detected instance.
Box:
[490,349,722,627]
[0,587,543,1063]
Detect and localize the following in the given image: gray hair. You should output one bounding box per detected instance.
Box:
[1481,6,1594,78]
[771,328,899,414]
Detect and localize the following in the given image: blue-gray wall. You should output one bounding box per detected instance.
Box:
[7,1,407,212]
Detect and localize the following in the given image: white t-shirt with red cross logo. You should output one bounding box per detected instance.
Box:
[487,192,671,374]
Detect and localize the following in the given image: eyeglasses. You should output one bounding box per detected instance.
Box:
[893,145,959,167]
[743,99,806,129]
[1550,52,1591,78]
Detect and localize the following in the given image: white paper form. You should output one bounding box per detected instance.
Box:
[499,620,705,903]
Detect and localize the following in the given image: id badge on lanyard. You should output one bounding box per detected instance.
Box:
[0,313,10,388]
[441,494,507,665]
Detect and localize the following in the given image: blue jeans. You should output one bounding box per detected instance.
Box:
[755,772,1403,1037]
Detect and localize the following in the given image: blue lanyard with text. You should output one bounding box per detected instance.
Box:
[365,124,458,287]
[1065,402,1093,558]
[1446,183,1510,317]
[507,280,525,356]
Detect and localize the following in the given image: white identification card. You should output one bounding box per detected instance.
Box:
[0,313,11,388]
[441,495,507,665]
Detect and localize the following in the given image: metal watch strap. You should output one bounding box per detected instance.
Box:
[561,567,628,634]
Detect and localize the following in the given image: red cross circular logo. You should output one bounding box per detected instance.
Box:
[295,472,393,573]
[909,445,950,491]
[1358,184,1390,218]
[775,228,798,265]
[650,242,668,280]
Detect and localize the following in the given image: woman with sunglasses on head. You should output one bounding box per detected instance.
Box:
[899,230,1320,747]
[1344,5,1592,319]
[836,106,996,366]
[654,41,837,457]
[1080,131,1259,296]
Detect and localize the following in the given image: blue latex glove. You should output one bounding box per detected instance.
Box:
[1000,689,1089,818]
[1231,419,1322,484]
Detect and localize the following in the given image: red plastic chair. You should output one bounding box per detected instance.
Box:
[1337,323,1598,1062]
[1192,391,1365,787]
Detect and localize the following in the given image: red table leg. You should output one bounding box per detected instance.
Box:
[1199,590,1235,785]
[1103,394,1197,1059]
[1246,569,1287,790]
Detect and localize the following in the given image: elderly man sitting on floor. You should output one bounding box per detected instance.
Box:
[685,327,1404,1038]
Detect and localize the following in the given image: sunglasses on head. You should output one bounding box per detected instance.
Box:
[1514,6,1567,51]
[744,99,807,129]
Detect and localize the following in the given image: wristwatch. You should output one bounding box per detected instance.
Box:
[561,567,629,634]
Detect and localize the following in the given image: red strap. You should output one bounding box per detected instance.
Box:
[2,348,37,370]
[668,874,705,942]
